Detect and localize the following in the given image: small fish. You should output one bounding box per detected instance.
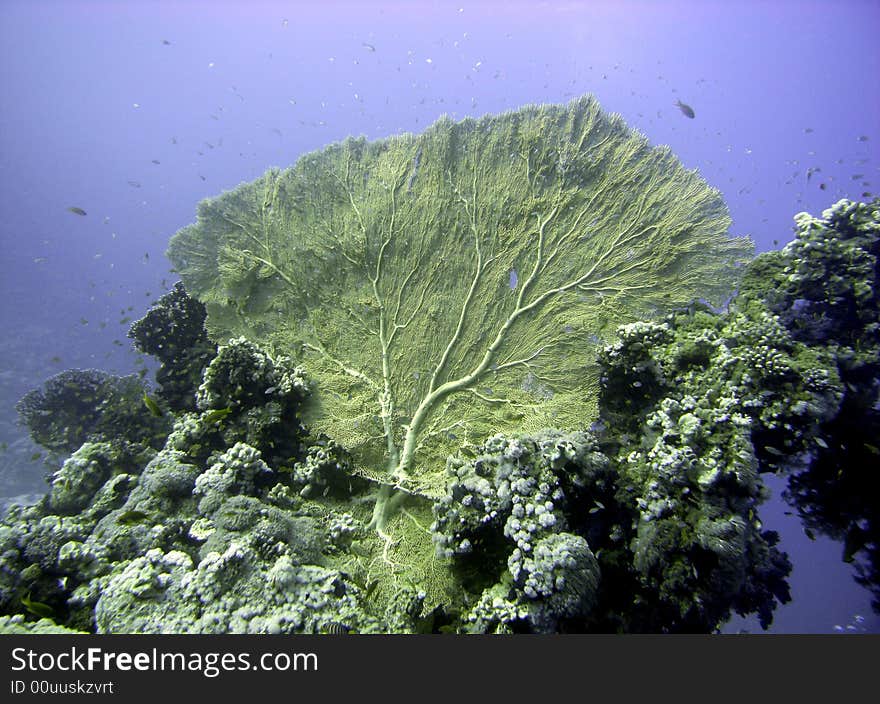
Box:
[203,407,233,424]
[30,452,42,462]
[819,183,827,190]
[674,99,695,118]
[864,442,879,455]
[362,42,376,52]
[21,592,55,619]
[50,355,62,364]
[162,39,171,45]
[127,180,141,188]
[804,527,816,541]
[67,206,87,216]
[857,135,869,142]
[814,436,829,449]
[151,159,161,164]
[143,391,163,417]
[117,509,149,525]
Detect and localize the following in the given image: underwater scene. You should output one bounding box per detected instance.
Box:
[0,1,877,635]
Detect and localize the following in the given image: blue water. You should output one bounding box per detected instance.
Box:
[0,0,877,633]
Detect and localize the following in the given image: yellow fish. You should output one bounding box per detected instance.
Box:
[203,407,233,424]
[21,592,54,619]
[143,392,163,417]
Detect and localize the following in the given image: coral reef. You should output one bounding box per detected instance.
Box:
[2,93,877,635]
[128,282,217,412]
[16,369,169,454]
[0,335,429,634]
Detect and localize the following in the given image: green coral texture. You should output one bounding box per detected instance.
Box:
[168,95,752,497]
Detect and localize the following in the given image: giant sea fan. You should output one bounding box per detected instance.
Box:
[167,95,752,508]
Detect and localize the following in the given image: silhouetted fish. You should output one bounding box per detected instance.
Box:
[675,100,695,118]
[67,206,87,216]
